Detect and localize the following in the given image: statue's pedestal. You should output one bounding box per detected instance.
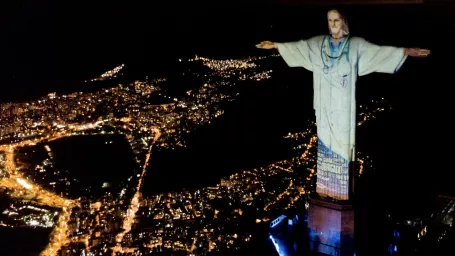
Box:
[308,197,355,256]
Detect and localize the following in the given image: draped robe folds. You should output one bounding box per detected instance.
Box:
[276,36,407,200]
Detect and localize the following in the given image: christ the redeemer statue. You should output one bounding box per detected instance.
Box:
[257,9,430,200]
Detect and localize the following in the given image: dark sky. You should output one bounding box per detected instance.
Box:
[0,1,452,118]
[0,1,451,74]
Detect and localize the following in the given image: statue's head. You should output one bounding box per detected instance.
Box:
[327,9,349,38]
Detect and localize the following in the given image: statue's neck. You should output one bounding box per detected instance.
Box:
[330,31,346,45]
[331,37,342,45]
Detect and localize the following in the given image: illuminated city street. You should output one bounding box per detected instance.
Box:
[112,128,161,254]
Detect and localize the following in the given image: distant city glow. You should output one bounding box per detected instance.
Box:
[83,64,125,83]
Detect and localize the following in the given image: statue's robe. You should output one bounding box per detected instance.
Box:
[277,36,407,200]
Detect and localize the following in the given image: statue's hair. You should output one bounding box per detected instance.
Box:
[327,9,350,36]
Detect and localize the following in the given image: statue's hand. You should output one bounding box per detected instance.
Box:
[256,41,277,49]
[405,48,431,57]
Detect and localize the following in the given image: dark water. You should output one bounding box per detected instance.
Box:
[0,227,52,256]
[47,134,136,198]
[18,134,137,199]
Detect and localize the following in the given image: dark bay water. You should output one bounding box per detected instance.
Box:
[48,134,136,198]
[18,134,136,199]
[0,227,52,256]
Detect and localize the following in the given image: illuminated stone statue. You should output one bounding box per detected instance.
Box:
[257,9,430,200]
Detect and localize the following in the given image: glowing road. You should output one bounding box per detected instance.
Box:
[39,207,71,256]
[0,121,107,256]
[0,120,164,255]
[111,128,161,254]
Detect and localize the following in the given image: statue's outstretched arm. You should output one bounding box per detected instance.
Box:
[404,48,431,57]
[256,41,277,50]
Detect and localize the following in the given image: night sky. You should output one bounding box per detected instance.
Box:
[0,0,451,78]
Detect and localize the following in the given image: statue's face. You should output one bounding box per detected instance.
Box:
[327,10,343,36]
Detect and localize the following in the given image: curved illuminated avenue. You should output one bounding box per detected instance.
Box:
[0,122,106,208]
[40,206,72,256]
[0,120,162,256]
[0,122,107,256]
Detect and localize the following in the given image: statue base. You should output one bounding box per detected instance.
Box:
[307,196,355,256]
